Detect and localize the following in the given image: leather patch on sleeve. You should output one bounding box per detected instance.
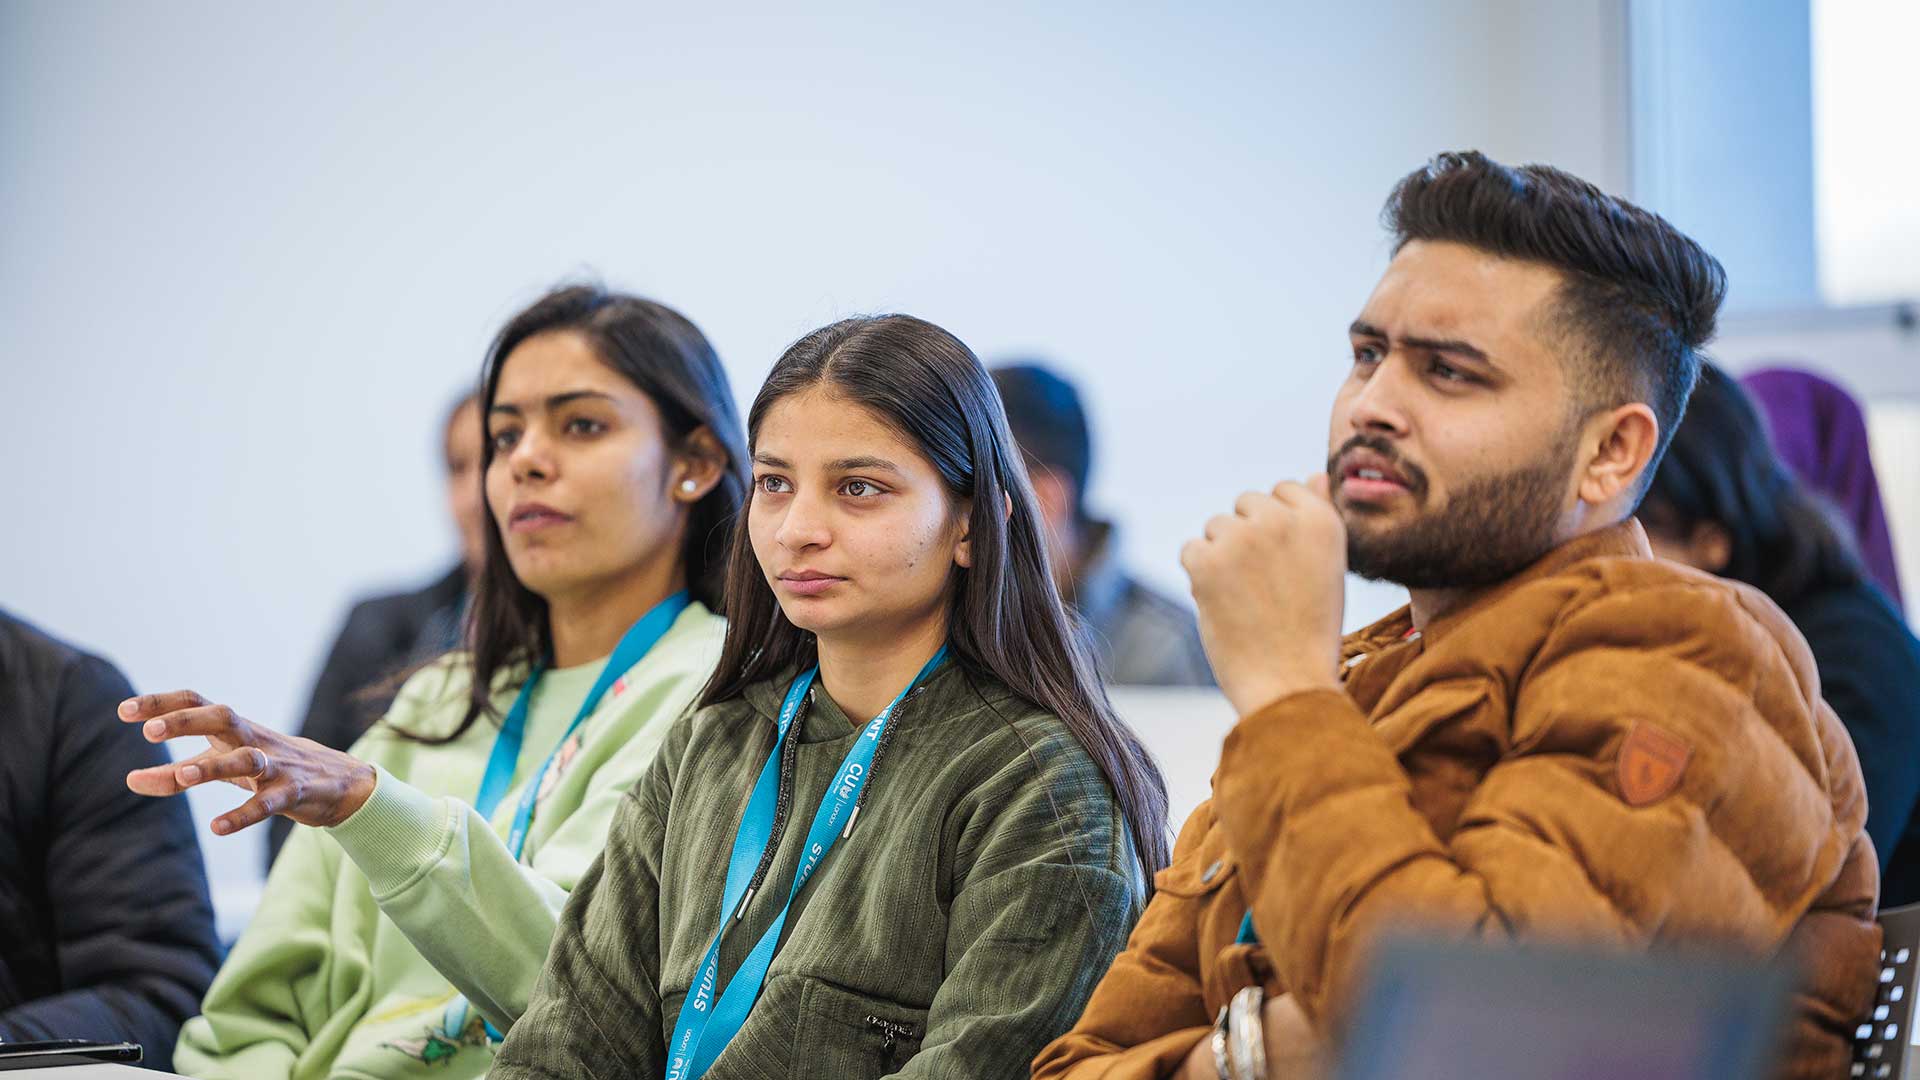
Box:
[1617,721,1692,807]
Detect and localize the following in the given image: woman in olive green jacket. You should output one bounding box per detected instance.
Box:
[490,315,1172,1079]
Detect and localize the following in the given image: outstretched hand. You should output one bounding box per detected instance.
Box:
[121,690,377,835]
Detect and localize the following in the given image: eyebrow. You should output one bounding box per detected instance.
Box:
[750,452,904,474]
[489,390,617,415]
[828,456,902,474]
[1349,320,1497,368]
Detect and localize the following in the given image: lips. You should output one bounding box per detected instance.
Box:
[508,503,573,533]
[1331,442,1423,504]
[776,570,846,597]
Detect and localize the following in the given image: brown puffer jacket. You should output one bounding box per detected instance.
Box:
[1033,521,1880,1080]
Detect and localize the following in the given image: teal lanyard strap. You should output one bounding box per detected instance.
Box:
[441,590,690,1043]
[665,645,949,1080]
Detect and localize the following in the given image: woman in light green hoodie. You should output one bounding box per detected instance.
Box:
[121,285,747,1080]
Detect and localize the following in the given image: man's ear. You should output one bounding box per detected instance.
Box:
[670,426,728,504]
[1576,404,1660,508]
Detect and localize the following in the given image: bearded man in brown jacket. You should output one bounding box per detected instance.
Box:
[1033,151,1880,1080]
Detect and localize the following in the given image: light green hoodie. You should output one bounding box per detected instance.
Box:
[172,602,724,1080]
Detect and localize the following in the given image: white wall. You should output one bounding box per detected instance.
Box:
[0,1,1630,924]
[1813,0,1920,306]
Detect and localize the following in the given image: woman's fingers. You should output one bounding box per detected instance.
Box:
[130,703,249,745]
[119,696,377,831]
[118,690,210,721]
[214,786,294,836]
[178,745,271,787]
[126,745,267,796]
[126,761,187,796]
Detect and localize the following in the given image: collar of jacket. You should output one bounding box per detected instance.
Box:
[735,657,998,742]
[1343,518,1656,661]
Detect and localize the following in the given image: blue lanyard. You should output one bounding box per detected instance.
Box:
[665,645,950,1080]
[1237,910,1259,945]
[441,589,690,1043]
[475,590,691,859]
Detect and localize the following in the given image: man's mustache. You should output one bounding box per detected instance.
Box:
[1326,435,1429,498]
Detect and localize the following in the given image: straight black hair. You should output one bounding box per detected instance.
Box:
[1640,363,1864,609]
[699,315,1172,877]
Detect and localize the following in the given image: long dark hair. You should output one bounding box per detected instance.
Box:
[698,314,1172,875]
[447,285,746,741]
[1640,363,1864,608]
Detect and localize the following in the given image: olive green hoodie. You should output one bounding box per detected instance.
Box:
[490,659,1146,1079]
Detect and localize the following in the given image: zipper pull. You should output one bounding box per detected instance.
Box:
[733,886,756,921]
[841,804,861,840]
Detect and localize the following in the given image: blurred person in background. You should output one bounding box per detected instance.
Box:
[268,391,490,864]
[991,362,1213,686]
[1641,362,1920,906]
[0,609,219,1072]
[1036,151,1877,1080]
[1743,366,1905,611]
[121,285,745,1080]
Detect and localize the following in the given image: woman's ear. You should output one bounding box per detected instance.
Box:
[670,426,728,504]
[954,493,1012,570]
[952,499,978,570]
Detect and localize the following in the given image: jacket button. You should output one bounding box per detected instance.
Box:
[1201,860,1223,884]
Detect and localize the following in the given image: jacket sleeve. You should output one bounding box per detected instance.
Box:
[487,761,673,1080]
[324,651,696,1032]
[1211,580,1871,1029]
[886,728,1142,1079]
[1030,806,1219,1080]
[0,653,220,1074]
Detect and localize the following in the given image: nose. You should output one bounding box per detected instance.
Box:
[1342,354,1414,439]
[773,488,832,552]
[506,426,555,483]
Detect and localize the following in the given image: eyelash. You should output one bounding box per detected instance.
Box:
[752,476,886,498]
[487,416,604,453]
[1352,347,1477,387]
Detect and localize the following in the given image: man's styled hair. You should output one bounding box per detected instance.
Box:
[1384,151,1728,497]
[990,363,1093,518]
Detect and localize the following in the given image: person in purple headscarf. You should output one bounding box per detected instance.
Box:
[1742,366,1905,611]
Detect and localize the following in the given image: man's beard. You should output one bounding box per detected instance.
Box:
[1333,437,1575,591]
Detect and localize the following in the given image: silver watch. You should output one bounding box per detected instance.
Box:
[1211,1004,1233,1079]
[1227,985,1268,1080]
